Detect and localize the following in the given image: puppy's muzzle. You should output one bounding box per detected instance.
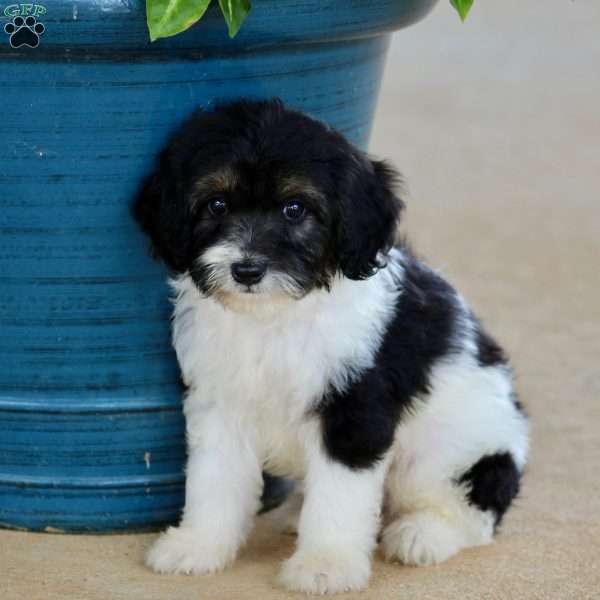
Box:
[231,260,266,286]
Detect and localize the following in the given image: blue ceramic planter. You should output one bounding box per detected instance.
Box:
[0,0,437,531]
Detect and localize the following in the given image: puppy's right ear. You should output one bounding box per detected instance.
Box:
[133,153,193,273]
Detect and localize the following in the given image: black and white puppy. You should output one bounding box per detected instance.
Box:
[134,99,529,594]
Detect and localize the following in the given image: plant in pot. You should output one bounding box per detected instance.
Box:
[146,0,474,40]
[0,0,472,532]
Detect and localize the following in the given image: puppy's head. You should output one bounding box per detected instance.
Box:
[134,99,403,309]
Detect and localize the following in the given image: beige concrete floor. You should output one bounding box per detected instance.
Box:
[3,1,600,598]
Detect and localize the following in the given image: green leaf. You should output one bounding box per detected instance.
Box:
[218,0,251,38]
[450,0,474,22]
[146,0,212,42]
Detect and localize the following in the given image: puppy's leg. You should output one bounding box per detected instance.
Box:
[146,406,262,574]
[381,479,498,567]
[279,435,388,594]
[382,361,528,567]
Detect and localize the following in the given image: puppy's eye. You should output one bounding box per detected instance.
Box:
[282,200,306,223]
[207,197,229,218]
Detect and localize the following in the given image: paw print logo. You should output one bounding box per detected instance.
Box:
[4,15,45,48]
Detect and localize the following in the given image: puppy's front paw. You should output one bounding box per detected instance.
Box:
[145,526,235,575]
[279,548,371,595]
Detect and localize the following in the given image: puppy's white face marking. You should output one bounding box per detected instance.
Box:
[196,240,243,293]
[197,240,306,314]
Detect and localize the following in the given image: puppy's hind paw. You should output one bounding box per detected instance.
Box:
[279,548,371,595]
[382,511,465,567]
[145,526,234,575]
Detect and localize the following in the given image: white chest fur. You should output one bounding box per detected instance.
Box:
[169,265,400,476]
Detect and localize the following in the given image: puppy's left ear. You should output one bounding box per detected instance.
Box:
[132,152,193,273]
[336,158,404,280]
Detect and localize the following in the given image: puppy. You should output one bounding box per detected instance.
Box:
[134,99,529,594]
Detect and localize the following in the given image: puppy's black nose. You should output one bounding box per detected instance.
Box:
[231,261,266,286]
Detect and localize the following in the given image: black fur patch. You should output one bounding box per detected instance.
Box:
[473,323,525,413]
[318,253,461,470]
[510,392,525,414]
[335,159,403,280]
[475,327,508,367]
[459,452,521,526]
